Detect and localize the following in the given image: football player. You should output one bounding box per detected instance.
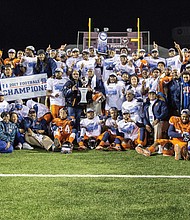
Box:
[51,107,77,153]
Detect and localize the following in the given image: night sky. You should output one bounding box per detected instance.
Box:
[0,0,190,56]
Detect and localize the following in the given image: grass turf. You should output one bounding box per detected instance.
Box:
[1,149,190,220]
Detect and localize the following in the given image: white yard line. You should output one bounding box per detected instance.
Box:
[0,174,190,178]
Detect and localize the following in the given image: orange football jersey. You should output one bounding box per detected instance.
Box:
[52,118,73,134]
[169,116,190,133]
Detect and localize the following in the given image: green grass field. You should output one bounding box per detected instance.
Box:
[1,149,190,220]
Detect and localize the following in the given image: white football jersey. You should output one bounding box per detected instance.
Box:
[105,117,120,135]
[145,56,166,70]
[104,82,125,111]
[47,77,69,106]
[117,120,139,140]
[22,56,37,76]
[102,57,118,82]
[80,116,101,137]
[122,99,143,123]
[114,62,135,75]
[166,55,181,71]
[76,59,95,77]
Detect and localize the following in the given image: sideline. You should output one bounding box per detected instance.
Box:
[1,174,190,178]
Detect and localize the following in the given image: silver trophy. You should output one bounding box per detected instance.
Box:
[78,87,88,103]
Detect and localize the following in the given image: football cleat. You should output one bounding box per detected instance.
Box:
[135,146,151,156]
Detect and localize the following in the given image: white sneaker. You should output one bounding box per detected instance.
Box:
[23,142,34,150]
[15,143,22,150]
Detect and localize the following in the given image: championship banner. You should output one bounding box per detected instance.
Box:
[97,31,108,55]
[1,73,47,101]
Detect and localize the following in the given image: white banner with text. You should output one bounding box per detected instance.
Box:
[1,73,47,101]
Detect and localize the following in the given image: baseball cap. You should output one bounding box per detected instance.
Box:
[139,49,146,53]
[122,109,130,114]
[182,48,188,53]
[82,49,89,54]
[168,48,175,52]
[109,73,117,77]
[181,109,190,116]
[148,89,157,94]
[8,49,16,53]
[120,53,128,57]
[66,49,71,53]
[126,89,134,95]
[26,46,35,51]
[50,49,57,53]
[37,49,45,55]
[72,48,79,53]
[55,68,63,73]
[86,108,94,113]
[151,48,158,53]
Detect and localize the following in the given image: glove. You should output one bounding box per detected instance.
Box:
[182,132,190,142]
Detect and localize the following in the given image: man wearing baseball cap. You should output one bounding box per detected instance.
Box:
[78,108,102,150]
[19,45,37,76]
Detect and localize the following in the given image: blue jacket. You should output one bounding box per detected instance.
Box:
[167,78,181,114]
[0,121,17,144]
[21,117,48,134]
[143,98,169,127]
[63,79,86,108]
[33,57,57,78]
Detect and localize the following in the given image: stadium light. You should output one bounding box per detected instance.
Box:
[126,28,132,32]
[103,27,109,32]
